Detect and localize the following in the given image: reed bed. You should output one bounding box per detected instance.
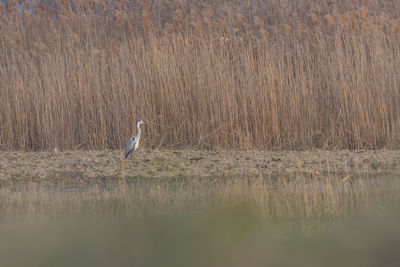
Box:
[1,0,400,150]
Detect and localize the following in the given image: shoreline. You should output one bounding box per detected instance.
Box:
[1,149,399,186]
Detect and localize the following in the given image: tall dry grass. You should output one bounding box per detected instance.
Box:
[1,0,400,150]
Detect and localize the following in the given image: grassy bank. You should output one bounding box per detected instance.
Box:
[1,149,400,183]
[2,1,400,150]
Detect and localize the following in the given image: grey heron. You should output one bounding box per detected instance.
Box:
[125,120,145,159]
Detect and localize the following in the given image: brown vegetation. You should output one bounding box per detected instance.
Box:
[1,0,400,150]
[1,149,399,183]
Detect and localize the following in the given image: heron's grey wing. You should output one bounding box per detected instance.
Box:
[125,135,136,158]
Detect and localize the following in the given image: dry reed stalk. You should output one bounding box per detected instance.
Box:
[1,0,400,151]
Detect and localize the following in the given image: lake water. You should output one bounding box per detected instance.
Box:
[0,174,399,267]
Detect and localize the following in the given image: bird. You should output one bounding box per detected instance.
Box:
[125,120,145,159]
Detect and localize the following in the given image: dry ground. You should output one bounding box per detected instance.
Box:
[1,149,399,186]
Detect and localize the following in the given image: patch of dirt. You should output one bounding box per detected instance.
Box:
[0,149,399,185]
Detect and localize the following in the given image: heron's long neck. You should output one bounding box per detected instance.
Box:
[136,124,141,138]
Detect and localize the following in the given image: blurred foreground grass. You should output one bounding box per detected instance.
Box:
[0,174,400,267]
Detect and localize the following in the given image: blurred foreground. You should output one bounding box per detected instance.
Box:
[0,173,399,267]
